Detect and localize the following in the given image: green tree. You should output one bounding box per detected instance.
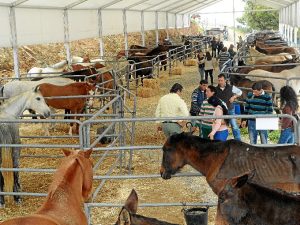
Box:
[237,1,279,31]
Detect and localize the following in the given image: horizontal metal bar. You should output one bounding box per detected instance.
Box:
[86,202,217,208]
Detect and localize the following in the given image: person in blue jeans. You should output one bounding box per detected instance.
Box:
[241,82,273,144]
[215,74,242,141]
[278,86,298,144]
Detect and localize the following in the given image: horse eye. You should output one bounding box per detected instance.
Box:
[36,97,41,101]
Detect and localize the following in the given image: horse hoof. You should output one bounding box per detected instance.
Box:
[15,198,22,205]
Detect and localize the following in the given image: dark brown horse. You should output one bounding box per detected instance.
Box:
[255,41,298,58]
[115,189,179,225]
[219,171,300,225]
[1,149,93,225]
[160,133,300,225]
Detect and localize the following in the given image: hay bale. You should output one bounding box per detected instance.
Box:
[143,78,160,89]
[170,67,182,75]
[184,59,197,66]
[137,87,156,98]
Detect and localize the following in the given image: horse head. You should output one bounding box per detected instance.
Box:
[218,170,255,224]
[25,86,51,118]
[115,189,138,225]
[160,132,191,180]
[62,149,93,202]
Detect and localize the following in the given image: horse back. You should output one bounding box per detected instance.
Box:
[218,143,300,191]
[1,214,60,225]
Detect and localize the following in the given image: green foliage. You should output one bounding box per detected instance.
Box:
[237,1,279,31]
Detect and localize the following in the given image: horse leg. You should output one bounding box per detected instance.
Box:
[0,152,5,208]
[12,147,21,204]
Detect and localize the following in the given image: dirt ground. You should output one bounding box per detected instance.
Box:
[0,62,220,224]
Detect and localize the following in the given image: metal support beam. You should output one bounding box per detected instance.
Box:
[141,11,145,46]
[155,11,159,45]
[9,6,20,78]
[11,0,28,7]
[233,0,236,45]
[100,0,123,9]
[166,12,169,40]
[175,13,178,29]
[125,0,150,10]
[153,0,183,12]
[142,0,174,11]
[97,9,104,58]
[173,0,207,14]
[63,9,72,65]
[123,10,128,56]
[168,1,199,13]
[65,0,88,9]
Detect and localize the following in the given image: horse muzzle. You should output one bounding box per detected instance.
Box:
[43,110,51,118]
[160,167,171,180]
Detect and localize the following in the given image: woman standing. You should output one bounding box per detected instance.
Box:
[197,50,205,80]
[199,85,217,139]
[208,96,229,141]
[203,51,214,85]
[278,86,299,144]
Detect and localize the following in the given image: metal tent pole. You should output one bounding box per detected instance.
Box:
[155,11,159,45]
[9,6,20,78]
[141,11,145,46]
[97,9,104,58]
[123,9,128,57]
[63,9,72,65]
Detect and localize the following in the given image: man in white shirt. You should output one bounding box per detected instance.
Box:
[155,83,190,137]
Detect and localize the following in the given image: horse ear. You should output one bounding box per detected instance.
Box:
[124,189,138,214]
[118,208,132,224]
[63,149,72,156]
[232,170,255,188]
[33,85,40,93]
[83,149,93,159]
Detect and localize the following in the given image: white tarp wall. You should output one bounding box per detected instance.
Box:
[279,0,299,46]
[0,7,188,47]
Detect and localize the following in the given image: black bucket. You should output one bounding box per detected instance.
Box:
[183,207,208,225]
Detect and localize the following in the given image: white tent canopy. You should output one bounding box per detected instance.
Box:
[0,0,223,47]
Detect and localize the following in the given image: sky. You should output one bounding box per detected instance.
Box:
[195,0,246,29]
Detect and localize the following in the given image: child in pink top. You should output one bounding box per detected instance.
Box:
[207,96,229,141]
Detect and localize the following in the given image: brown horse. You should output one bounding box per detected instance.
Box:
[255,41,298,58]
[115,189,179,225]
[1,149,93,225]
[219,171,300,225]
[38,82,96,135]
[160,133,300,225]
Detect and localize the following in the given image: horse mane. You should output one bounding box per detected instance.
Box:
[247,181,300,201]
[48,156,80,199]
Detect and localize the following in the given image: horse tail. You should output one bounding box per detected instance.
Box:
[1,146,14,203]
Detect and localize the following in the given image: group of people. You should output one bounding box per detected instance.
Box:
[197,40,236,83]
[155,75,298,145]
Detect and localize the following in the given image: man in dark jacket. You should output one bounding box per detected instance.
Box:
[215,74,242,141]
[190,80,208,135]
[211,37,218,58]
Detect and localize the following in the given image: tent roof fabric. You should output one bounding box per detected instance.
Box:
[0,0,297,13]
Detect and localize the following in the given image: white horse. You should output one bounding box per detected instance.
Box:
[1,77,74,99]
[27,60,68,78]
[248,65,300,94]
[0,87,51,207]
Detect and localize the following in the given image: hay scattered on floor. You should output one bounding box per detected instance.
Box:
[137,87,156,98]
[143,78,160,90]
[184,59,197,66]
[170,67,182,75]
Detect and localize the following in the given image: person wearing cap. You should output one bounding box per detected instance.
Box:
[241,82,273,144]
[155,83,189,137]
